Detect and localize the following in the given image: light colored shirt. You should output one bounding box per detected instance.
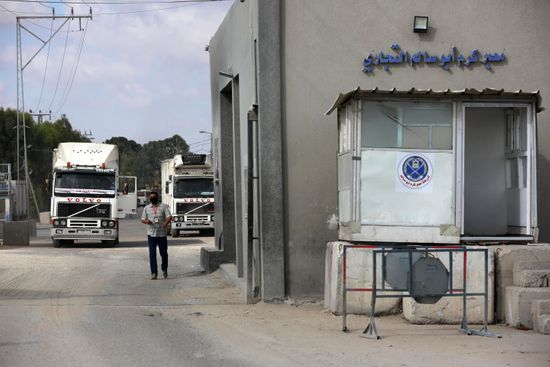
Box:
[141,203,172,237]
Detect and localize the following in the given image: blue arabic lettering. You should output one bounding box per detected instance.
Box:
[361,45,505,74]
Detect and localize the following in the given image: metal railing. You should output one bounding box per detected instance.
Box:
[342,244,500,339]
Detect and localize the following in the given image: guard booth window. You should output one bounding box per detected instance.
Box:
[361,101,453,150]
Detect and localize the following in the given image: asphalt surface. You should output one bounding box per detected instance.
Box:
[0,219,250,367]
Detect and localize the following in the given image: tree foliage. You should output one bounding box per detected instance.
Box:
[0,107,190,215]
[0,108,89,213]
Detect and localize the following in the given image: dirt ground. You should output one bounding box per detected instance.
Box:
[161,301,550,367]
[0,219,549,367]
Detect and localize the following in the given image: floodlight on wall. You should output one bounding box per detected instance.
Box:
[413,16,429,33]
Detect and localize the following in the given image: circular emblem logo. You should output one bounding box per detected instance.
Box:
[398,154,433,189]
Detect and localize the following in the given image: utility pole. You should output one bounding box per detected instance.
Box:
[16,8,93,218]
[29,110,52,124]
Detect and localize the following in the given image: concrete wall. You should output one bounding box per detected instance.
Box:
[208,0,285,301]
[211,0,550,299]
[280,0,550,297]
[209,0,255,276]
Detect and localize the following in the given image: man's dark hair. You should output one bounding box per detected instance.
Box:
[149,191,159,197]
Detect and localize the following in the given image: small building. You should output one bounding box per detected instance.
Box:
[202,0,550,303]
[327,88,542,244]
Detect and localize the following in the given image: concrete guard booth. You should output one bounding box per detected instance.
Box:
[327,88,542,244]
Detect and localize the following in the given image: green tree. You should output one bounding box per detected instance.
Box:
[104,137,141,176]
[137,135,190,190]
[0,108,89,215]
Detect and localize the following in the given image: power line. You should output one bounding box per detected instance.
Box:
[94,2,193,15]
[35,17,53,110]
[54,17,87,113]
[48,18,70,110]
[0,0,229,4]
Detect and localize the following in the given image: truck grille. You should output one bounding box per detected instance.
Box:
[57,203,111,218]
[176,202,214,215]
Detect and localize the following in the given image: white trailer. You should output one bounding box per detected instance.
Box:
[50,143,137,247]
[161,154,214,236]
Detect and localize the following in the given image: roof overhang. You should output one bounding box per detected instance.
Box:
[325,87,543,115]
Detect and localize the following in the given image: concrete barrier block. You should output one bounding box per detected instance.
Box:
[505,286,550,329]
[494,244,550,322]
[26,220,37,237]
[531,299,550,315]
[533,315,550,334]
[514,270,550,288]
[325,241,401,315]
[200,247,224,273]
[39,211,50,224]
[2,221,29,246]
[403,246,494,324]
[532,300,550,334]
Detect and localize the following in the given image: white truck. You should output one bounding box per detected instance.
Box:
[50,143,137,247]
[161,153,214,236]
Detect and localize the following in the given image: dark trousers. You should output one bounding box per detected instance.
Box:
[148,235,168,274]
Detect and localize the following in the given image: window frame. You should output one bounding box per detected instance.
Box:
[360,99,456,152]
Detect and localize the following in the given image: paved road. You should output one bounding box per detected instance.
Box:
[0,219,249,367]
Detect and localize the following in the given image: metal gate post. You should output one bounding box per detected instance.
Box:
[361,250,379,339]
[342,245,348,332]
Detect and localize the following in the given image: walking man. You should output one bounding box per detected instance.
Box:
[141,191,172,279]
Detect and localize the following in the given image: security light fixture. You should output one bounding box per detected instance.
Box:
[413,16,429,33]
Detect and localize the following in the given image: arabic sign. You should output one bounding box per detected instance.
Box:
[363,44,505,74]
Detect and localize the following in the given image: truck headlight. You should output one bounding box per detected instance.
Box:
[60,220,66,226]
[53,219,60,226]
[101,220,108,227]
[108,221,115,227]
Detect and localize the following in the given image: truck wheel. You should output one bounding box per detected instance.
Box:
[199,229,214,236]
[102,240,116,247]
[171,229,180,238]
[53,239,62,248]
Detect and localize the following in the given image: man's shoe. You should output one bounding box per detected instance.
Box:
[163,271,168,279]
[151,273,157,280]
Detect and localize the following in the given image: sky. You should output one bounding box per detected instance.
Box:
[0,0,233,153]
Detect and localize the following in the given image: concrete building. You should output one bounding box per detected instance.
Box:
[201,0,550,303]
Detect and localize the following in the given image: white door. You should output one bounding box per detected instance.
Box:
[117,176,137,218]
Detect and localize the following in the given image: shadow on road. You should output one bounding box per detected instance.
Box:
[57,238,210,249]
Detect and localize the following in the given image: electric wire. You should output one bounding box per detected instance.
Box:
[94,2,193,15]
[0,0,229,4]
[37,1,52,8]
[48,18,70,110]
[54,17,87,113]
[35,16,53,111]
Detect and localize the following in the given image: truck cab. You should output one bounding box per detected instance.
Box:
[161,154,214,236]
[50,143,137,247]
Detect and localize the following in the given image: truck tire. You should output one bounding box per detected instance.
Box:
[199,229,214,236]
[53,239,62,248]
[102,235,118,246]
[171,229,180,237]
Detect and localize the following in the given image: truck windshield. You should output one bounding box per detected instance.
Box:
[174,178,214,198]
[54,172,116,197]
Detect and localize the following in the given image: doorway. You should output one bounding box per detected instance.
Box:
[463,106,531,238]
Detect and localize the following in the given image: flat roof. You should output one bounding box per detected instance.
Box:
[326,87,543,115]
